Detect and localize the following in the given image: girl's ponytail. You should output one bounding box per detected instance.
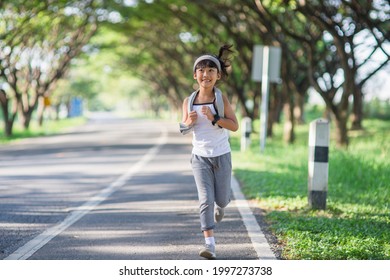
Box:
[217,44,234,79]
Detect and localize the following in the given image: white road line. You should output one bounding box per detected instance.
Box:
[231,175,276,260]
[4,128,168,260]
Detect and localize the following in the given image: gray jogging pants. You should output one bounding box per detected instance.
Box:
[191,153,232,231]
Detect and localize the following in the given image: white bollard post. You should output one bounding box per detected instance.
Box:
[308,119,329,210]
[241,117,252,152]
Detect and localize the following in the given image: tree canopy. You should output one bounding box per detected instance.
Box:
[1,0,389,146]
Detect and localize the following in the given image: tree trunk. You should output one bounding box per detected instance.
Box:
[233,84,251,118]
[18,103,33,130]
[267,102,273,138]
[267,85,278,138]
[253,83,261,121]
[294,92,305,124]
[0,89,16,137]
[333,113,349,147]
[37,96,45,127]
[281,58,295,143]
[283,101,295,144]
[350,86,364,130]
[0,90,9,136]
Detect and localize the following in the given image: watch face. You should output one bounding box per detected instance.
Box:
[212,115,220,126]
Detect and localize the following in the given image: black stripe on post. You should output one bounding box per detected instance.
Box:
[309,146,329,162]
[308,191,327,210]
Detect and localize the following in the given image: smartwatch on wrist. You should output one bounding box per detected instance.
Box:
[212,114,220,126]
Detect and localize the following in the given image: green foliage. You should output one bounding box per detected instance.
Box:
[231,116,390,259]
[364,98,390,120]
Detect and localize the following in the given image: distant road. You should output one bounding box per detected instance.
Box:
[0,115,271,260]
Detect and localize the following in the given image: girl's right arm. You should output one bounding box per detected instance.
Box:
[181,98,189,124]
[182,97,197,126]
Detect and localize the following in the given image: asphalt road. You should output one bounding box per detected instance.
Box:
[0,114,268,260]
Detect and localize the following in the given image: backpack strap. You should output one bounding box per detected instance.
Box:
[213,87,224,117]
[180,87,225,135]
[187,89,199,114]
[180,90,198,135]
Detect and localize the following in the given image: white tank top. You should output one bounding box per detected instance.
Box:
[191,103,231,157]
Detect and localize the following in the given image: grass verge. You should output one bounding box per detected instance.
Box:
[0,117,87,144]
[231,118,390,260]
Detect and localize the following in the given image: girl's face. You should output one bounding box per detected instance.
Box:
[193,66,221,88]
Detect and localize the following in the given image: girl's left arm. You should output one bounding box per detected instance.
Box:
[215,95,239,132]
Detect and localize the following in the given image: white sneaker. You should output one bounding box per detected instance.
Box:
[199,244,216,260]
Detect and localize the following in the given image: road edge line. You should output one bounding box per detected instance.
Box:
[4,128,168,260]
[231,175,276,260]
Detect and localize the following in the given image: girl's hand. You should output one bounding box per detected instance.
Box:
[186,110,198,125]
[201,106,213,121]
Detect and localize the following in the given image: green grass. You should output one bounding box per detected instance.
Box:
[0,117,87,143]
[231,118,390,260]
